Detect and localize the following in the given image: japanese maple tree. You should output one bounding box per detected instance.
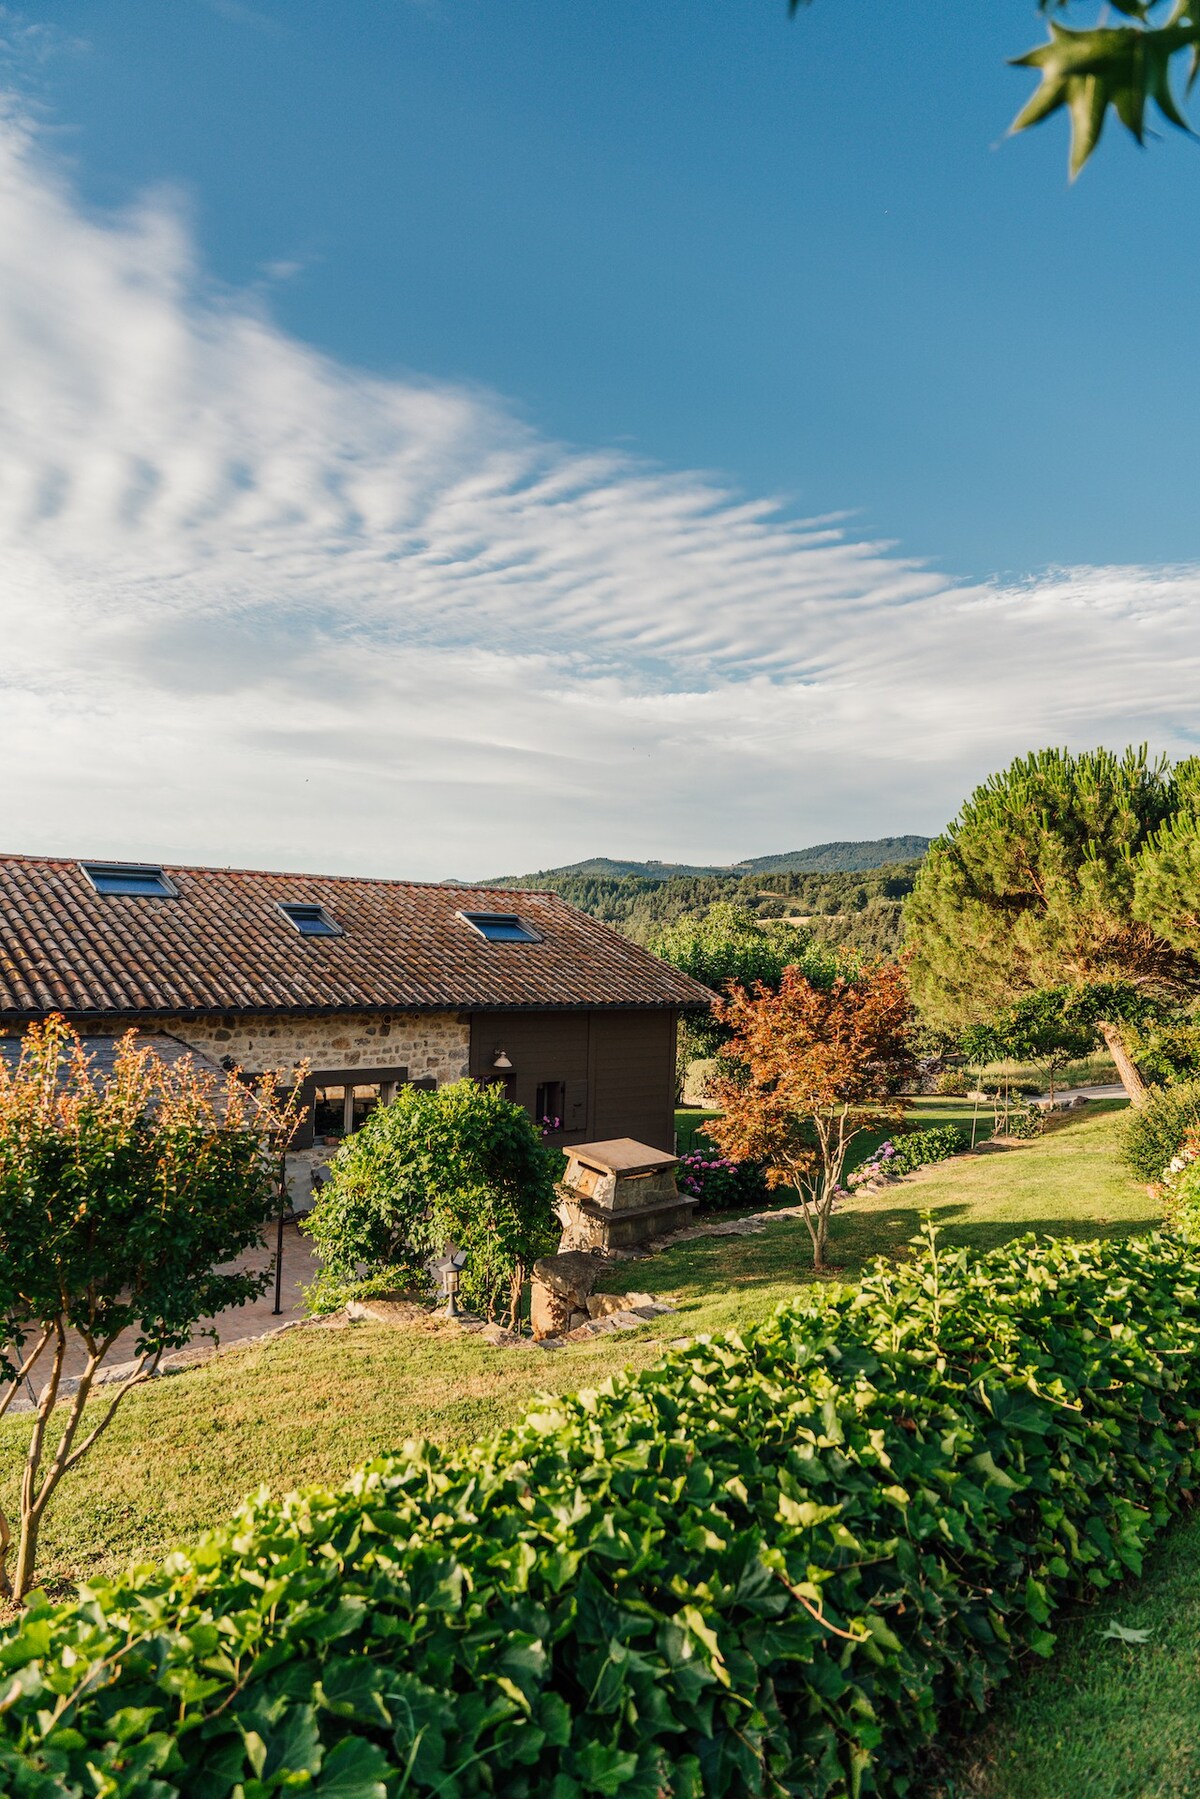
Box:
[705,960,913,1271]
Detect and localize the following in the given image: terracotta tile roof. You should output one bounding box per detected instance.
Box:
[0,855,716,1019]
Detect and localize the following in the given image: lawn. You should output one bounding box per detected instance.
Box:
[0,1098,1153,1600]
[940,1505,1200,1798]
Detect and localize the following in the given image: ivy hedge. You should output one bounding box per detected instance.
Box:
[3,1226,1200,1798]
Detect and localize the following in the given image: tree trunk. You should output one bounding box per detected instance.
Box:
[1099,1021,1149,1109]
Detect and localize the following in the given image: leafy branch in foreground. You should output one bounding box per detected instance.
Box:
[790,0,1200,176]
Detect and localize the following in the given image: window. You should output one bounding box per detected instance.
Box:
[457,910,541,943]
[535,1081,565,1132]
[81,862,176,898]
[278,901,343,937]
[312,1079,399,1144]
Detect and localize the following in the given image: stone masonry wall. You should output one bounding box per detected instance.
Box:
[102,1010,472,1085]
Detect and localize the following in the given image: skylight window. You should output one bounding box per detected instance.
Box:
[82,862,176,898]
[278,901,343,938]
[458,911,541,943]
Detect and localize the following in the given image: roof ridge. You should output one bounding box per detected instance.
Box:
[0,852,557,896]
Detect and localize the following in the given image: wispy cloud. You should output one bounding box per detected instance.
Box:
[0,108,1197,879]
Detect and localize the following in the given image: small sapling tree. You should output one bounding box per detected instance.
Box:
[304,1079,559,1327]
[705,961,913,1270]
[0,1018,302,1601]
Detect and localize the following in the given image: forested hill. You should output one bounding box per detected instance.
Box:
[482,836,930,886]
[479,850,928,955]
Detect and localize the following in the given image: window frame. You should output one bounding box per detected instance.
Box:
[277,901,344,938]
[456,910,542,944]
[81,861,178,899]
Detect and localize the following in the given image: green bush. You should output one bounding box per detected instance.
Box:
[888,1123,966,1174]
[1121,1077,1200,1183]
[934,1069,968,1096]
[997,1103,1045,1140]
[303,1079,559,1323]
[6,1229,1200,1798]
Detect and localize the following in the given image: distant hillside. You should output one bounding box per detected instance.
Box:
[735,837,933,876]
[485,837,931,886]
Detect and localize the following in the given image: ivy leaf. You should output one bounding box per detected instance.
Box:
[312,1735,391,1799]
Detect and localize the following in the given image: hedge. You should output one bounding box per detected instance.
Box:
[3,1225,1200,1799]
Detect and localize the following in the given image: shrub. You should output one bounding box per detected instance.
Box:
[1121,1076,1200,1182]
[996,1103,1045,1140]
[7,1229,1200,1798]
[934,1069,968,1096]
[1161,1133,1200,1238]
[0,1018,298,1599]
[303,1080,559,1324]
[889,1123,966,1173]
[676,1150,770,1212]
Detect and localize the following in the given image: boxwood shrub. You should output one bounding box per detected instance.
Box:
[2,1226,1199,1799]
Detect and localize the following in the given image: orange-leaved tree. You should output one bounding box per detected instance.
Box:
[0,1018,306,1600]
[705,961,913,1271]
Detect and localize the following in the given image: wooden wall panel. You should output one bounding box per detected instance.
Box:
[588,1009,676,1152]
[469,1009,678,1151]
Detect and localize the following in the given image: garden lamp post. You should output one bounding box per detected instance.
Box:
[429,1243,468,1318]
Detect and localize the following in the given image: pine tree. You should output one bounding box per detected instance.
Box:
[904,747,1200,1106]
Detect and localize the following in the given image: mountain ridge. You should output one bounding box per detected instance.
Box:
[481,836,932,886]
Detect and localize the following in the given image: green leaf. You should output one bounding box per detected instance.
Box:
[1102,1621,1153,1643]
[313,1736,390,1799]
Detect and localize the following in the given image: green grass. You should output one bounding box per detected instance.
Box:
[0,1098,1153,1601]
[674,1107,721,1154]
[940,1506,1200,1798]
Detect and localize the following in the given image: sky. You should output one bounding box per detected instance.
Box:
[1,0,1198,879]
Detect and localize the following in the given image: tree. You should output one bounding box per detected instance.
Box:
[651,902,839,1083]
[704,962,913,1270]
[1135,757,1200,950]
[992,986,1100,1101]
[905,747,1200,1107]
[0,1019,299,1601]
[791,0,1200,178]
[304,1080,559,1327]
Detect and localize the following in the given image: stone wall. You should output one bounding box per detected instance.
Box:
[104,1009,472,1086]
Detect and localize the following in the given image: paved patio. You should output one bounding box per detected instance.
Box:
[7,1223,325,1412]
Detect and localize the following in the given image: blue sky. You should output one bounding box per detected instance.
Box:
[0,1,1197,876]
[37,0,1199,576]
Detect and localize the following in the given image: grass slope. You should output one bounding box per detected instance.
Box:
[943,1506,1200,1798]
[0,1102,1152,1601]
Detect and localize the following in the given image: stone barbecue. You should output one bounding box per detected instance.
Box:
[556,1137,697,1252]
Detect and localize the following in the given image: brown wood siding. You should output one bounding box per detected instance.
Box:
[588,1010,676,1151]
[470,1009,676,1152]
[469,1012,593,1145]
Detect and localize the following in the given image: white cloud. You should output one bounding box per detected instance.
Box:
[0,108,1197,879]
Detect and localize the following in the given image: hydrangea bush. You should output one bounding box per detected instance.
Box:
[676,1151,769,1212]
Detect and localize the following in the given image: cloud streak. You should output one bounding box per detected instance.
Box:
[0,108,1197,879]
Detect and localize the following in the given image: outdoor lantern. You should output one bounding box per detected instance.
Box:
[429,1242,469,1318]
[492,1048,513,1070]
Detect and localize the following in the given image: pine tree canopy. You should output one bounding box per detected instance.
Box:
[904,746,1200,1030]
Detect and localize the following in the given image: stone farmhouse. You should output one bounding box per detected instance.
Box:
[0,856,714,1182]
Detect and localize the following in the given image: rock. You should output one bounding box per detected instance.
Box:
[530,1251,610,1340]
[480,1322,522,1348]
[532,1252,605,1299]
[623,1291,657,1310]
[345,1296,428,1326]
[586,1292,631,1319]
[1072,1094,1090,1107]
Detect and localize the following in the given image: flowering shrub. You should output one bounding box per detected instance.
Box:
[676,1150,769,1212]
[835,1126,965,1199]
[1161,1133,1200,1239]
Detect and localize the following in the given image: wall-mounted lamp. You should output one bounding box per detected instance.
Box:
[492,1048,513,1070]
